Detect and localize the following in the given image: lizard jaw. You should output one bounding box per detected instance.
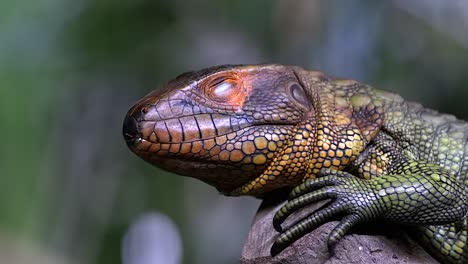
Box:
[123,114,297,194]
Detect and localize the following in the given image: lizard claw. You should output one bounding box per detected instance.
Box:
[273,185,337,232]
[272,169,378,256]
[273,169,354,231]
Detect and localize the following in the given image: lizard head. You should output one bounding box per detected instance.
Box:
[123,64,313,194]
[123,64,384,196]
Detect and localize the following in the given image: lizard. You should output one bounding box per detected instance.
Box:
[122,64,468,264]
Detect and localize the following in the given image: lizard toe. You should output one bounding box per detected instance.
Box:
[327,214,362,251]
[273,186,337,231]
[272,203,344,256]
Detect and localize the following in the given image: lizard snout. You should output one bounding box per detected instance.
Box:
[122,111,142,148]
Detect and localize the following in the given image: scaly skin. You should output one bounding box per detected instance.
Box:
[123,64,468,263]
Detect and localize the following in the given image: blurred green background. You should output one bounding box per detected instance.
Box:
[1,0,467,263]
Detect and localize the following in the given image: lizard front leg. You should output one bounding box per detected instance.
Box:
[271,166,468,264]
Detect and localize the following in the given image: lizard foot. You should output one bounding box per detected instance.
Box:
[271,169,381,256]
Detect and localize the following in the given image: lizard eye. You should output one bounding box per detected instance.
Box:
[289,83,309,108]
[206,76,240,101]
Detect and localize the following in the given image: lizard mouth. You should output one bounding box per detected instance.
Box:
[126,122,295,160]
[122,96,298,158]
[123,112,296,194]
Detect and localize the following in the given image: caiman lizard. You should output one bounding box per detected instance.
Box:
[123,64,468,263]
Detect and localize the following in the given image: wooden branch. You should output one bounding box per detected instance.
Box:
[241,194,438,264]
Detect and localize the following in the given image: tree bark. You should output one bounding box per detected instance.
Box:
[241,194,439,264]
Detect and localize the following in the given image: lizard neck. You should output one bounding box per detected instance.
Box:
[303,81,369,178]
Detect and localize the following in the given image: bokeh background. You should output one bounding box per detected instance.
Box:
[1,0,468,263]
